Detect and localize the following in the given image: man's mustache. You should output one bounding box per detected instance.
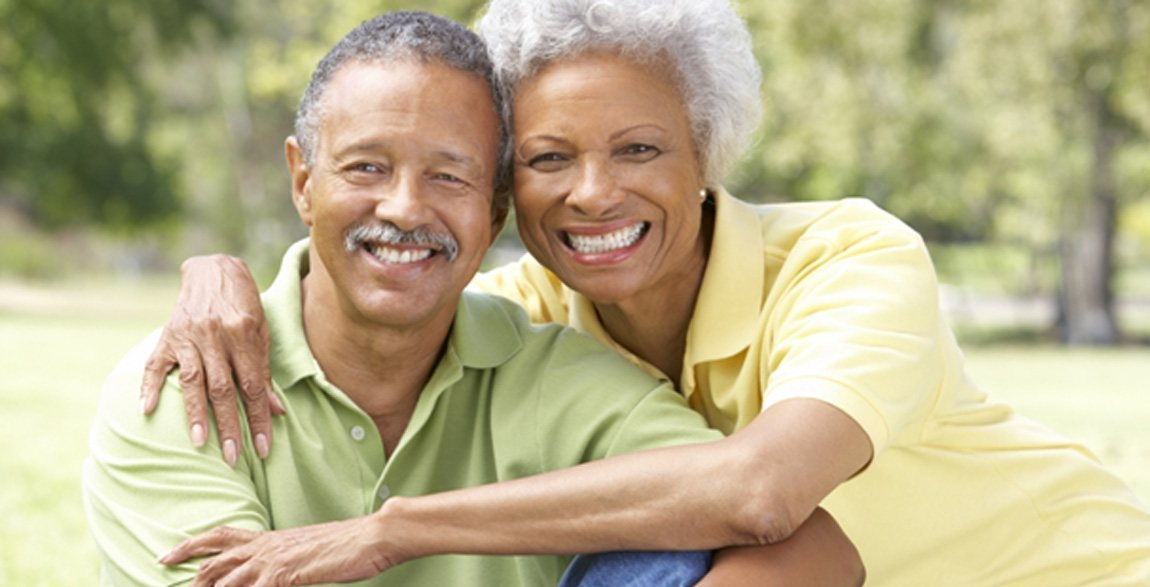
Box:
[344,222,460,261]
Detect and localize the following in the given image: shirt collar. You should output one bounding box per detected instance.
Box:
[263,239,523,391]
[263,238,320,390]
[558,189,765,381]
[684,188,765,363]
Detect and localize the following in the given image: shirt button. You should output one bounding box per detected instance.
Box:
[378,484,391,502]
[350,425,366,441]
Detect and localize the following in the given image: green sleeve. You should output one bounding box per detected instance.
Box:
[81,331,269,586]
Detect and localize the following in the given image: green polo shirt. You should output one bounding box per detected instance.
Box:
[83,239,720,586]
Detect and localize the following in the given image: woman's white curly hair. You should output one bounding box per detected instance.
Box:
[476,0,762,186]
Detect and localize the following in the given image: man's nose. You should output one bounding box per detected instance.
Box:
[375,174,434,230]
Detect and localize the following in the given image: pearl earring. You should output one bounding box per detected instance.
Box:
[698,188,708,202]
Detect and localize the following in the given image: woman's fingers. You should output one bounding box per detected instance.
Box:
[174,341,211,448]
[161,526,259,565]
[140,339,178,416]
[232,319,277,458]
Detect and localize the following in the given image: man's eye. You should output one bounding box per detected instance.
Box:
[347,163,382,173]
[432,172,463,184]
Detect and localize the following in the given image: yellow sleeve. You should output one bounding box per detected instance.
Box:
[760,202,946,455]
[470,254,572,326]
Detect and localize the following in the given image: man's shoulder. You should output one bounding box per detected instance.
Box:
[458,290,647,378]
[97,329,163,417]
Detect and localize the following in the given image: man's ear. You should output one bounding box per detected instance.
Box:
[285,136,314,226]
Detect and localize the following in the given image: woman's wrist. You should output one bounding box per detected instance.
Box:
[373,495,431,565]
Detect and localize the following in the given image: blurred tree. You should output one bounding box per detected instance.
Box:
[155,0,489,270]
[0,0,233,230]
[735,0,1150,344]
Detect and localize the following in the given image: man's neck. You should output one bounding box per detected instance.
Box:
[300,273,454,456]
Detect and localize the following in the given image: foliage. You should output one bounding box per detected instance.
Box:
[2,0,1148,339]
[735,0,1150,240]
[0,0,234,230]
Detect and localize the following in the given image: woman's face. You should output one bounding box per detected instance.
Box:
[511,51,708,305]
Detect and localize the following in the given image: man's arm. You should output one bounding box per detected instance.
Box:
[84,332,269,584]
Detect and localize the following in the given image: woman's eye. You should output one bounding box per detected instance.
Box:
[620,144,660,160]
[527,152,569,171]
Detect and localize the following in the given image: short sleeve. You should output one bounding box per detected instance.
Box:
[82,331,269,586]
[760,203,946,454]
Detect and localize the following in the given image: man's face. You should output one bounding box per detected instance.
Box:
[289,59,502,332]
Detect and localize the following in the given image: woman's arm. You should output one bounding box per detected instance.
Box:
[697,509,864,586]
[164,399,871,583]
[375,398,871,556]
[140,255,282,464]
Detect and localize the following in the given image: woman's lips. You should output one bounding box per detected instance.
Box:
[561,222,649,254]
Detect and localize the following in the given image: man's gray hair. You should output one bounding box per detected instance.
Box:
[295,11,511,214]
[476,0,762,186]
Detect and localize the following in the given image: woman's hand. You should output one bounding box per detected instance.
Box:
[139,254,284,465]
[697,508,864,586]
[160,517,401,587]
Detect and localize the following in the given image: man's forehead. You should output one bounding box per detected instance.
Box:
[315,59,500,172]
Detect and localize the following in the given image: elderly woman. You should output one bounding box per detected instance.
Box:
[150,0,1150,584]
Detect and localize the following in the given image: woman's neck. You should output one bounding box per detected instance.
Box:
[594,205,714,387]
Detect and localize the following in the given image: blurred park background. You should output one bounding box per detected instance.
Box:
[2,0,1149,583]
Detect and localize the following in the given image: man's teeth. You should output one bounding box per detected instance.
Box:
[566,223,646,254]
[367,244,433,264]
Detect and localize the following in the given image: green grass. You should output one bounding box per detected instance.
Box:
[2,278,1148,584]
[0,278,175,585]
[963,346,1150,501]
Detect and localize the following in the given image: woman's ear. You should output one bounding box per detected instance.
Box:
[285,136,314,226]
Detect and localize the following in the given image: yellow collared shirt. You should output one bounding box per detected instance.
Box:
[472,189,1150,585]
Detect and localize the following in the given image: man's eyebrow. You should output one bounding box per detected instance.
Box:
[333,141,389,159]
[332,143,481,168]
[433,150,482,168]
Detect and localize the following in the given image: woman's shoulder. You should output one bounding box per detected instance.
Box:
[734,195,924,253]
[469,253,571,325]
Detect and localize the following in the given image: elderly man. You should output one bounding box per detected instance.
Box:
[84,11,860,586]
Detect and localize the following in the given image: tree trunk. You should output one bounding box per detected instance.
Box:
[1055,99,1120,345]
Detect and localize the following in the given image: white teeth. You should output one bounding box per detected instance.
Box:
[566,223,646,254]
[367,245,433,264]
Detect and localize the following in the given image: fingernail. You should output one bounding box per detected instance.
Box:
[139,397,148,415]
[271,392,287,414]
[255,433,269,459]
[191,424,206,447]
[157,551,173,565]
[224,439,238,467]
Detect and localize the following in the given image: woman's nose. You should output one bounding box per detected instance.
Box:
[565,160,624,218]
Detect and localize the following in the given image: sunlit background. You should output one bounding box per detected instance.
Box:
[2,0,1148,583]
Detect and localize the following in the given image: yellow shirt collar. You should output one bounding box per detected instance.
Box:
[685,188,765,365]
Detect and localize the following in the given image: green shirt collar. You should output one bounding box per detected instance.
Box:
[262,238,523,392]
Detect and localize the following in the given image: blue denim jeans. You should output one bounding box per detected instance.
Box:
[557,550,713,587]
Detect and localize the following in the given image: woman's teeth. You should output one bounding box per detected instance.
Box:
[565,223,647,254]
